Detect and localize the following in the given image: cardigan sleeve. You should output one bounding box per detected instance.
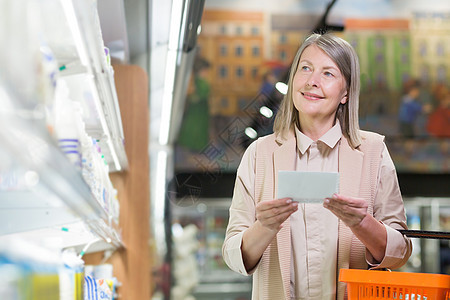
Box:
[367,143,412,269]
[222,141,258,276]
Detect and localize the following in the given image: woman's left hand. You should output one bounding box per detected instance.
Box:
[323,193,368,228]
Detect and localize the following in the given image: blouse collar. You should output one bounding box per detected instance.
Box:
[294,121,342,155]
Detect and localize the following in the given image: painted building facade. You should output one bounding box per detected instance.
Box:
[198,10,265,116]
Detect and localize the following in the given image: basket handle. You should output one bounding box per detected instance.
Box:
[397,229,450,239]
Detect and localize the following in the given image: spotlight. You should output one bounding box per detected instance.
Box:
[244,127,257,139]
[259,106,273,118]
[275,82,288,95]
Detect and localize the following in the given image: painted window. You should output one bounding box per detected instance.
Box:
[375,37,385,49]
[401,53,409,64]
[220,45,227,56]
[219,24,227,35]
[219,65,228,78]
[235,45,243,56]
[437,42,445,57]
[251,67,258,79]
[236,66,244,78]
[437,65,447,82]
[419,42,427,57]
[280,50,287,61]
[401,37,409,48]
[251,26,259,36]
[220,97,229,108]
[238,98,248,110]
[420,65,430,83]
[252,45,260,57]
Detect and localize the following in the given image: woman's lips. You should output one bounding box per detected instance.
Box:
[301,92,324,100]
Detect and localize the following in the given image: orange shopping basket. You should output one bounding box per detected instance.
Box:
[339,269,450,299]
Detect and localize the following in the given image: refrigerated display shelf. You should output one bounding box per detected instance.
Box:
[0,0,125,253]
[42,0,127,172]
[0,85,122,250]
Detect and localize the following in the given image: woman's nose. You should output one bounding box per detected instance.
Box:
[306,72,320,87]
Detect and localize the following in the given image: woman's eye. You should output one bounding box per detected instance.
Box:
[324,71,334,77]
[301,65,310,71]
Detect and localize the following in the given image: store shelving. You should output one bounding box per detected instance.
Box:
[47,0,128,172]
[0,0,126,254]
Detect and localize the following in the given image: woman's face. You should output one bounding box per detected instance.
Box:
[292,44,348,125]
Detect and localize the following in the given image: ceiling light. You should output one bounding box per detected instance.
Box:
[275,82,288,95]
[245,127,257,139]
[259,106,273,118]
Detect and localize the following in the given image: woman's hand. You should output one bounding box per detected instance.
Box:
[242,198,298,271]
[323,193,368,228]
[323,193,387,262]
[256,198,298,232]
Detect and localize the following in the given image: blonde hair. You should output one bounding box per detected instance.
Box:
[273,33,362,148]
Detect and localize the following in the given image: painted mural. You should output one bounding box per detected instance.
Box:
[175,3,450,175]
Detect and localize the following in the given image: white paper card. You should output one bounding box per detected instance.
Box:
[277,171,339,203]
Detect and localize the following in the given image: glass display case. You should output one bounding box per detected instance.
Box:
[171,198,252,300]
[402,197,450,274]
[170,197,450,300]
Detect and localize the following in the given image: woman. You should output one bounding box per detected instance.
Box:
[222,33,412,300]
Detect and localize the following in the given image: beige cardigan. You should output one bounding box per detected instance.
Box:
[223,129,411,300]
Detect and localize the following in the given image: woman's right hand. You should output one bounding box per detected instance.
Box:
[242,198,298,272]
[256,198,298,232]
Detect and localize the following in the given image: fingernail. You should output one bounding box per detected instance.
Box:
[286,199,292,204]
[324,199,330,204]
[292,202,298,207]
[332,193,338,199]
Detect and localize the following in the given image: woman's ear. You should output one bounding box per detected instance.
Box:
[340,93,348,104]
